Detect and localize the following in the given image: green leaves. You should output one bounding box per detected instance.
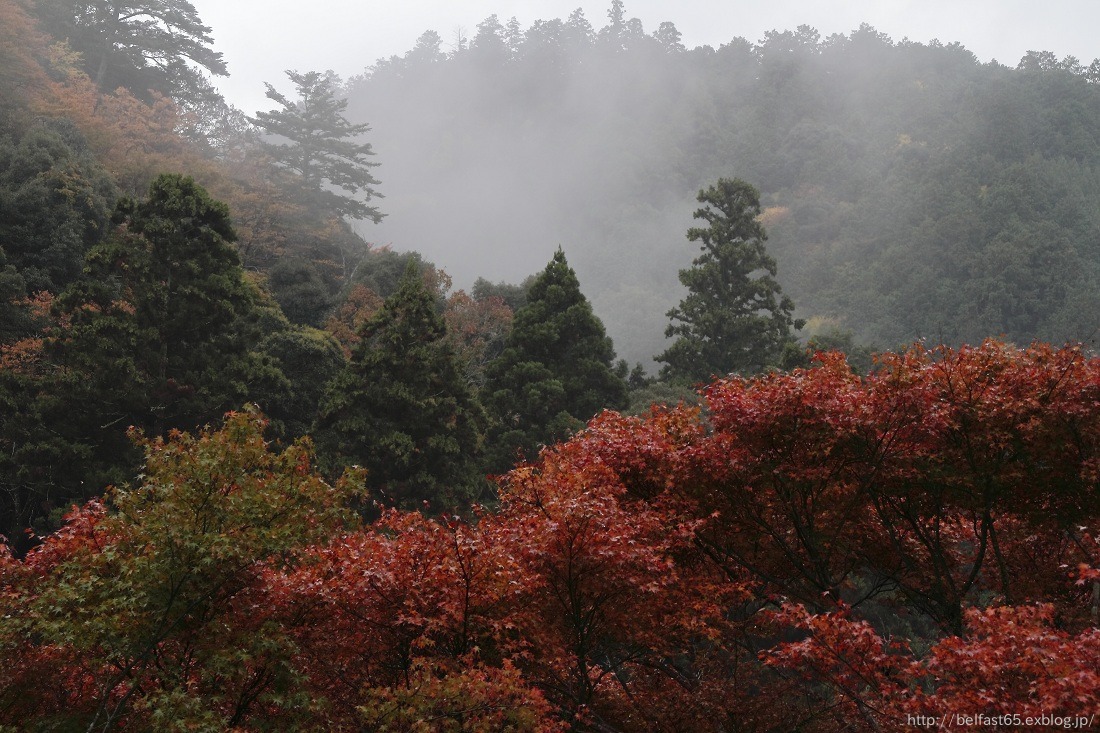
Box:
[4,341,1100,731]
[250,70,383,223]
[17,175,295,532]
[315,264,486,509]
[659,178,803,383]
[1,408,362,730]
[34,0,227,102]
[484,249,628,471]
[0,123,116,294]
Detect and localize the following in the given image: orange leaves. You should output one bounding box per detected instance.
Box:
[500,457,677,614]
[485,339,1100,726]
[561,406,704,503]
[0,291,55,373]
[356,659,564,732]
[268,508,530,724]
[0,336,44,372]
[33,68,196,195]
[688,353,882,607]
[763,603,913,713]
[324,283,384,357]
[490,425,746,725]
[442,289,513,387]
[681,341,1100,621]
[0,0,55,126]
[0,409,364,730]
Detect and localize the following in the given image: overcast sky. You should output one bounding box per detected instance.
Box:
[190,0,1100,114]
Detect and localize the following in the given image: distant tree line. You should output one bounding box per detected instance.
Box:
[342,4,1100,364]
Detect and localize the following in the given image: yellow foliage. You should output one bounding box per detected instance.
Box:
[757,205,790,228]
[802,315,844,336]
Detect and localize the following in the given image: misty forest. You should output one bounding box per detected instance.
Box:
[1,0,1100,730]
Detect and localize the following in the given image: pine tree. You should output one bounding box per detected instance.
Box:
[483,249,627,471]
[603,0,626,41]
[250,70,383,223]
[34,0,227,102]
[314,264,485,509]
[255,326,346,441]
[658,178,803,383]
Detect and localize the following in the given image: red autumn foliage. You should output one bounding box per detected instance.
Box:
[765,602,1100,732]
[2,341,1099,731]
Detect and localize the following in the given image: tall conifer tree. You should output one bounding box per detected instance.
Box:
[483,249,627,471]
[54,174,276,433]
[658,178,803,382]
[250,70,383,224]
[0,124,116,293]
[14,175,285,530]
[314,264,484,509]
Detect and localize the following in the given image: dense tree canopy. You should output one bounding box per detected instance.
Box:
[265,257,336,327]
[17,175,288,530]
[0,123,116,293]
[3,5,1100,730]
[34,0,228,102]
[343,10,1100,365]
[255,325,346,441]
[3,342,1099,731]
[54,173,274,430]
[0,409,363,730]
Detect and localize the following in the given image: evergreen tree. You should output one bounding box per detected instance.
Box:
[504,17,524,59]
[564,8,596,51]
[256,326,346,440]
[266,258,336,327]
[601,0,627,46]
[472,276,531,313]
[406,30,447,67]
[652,21,685,53]
[348,249,443,301]
[0,249,27,342]
[0,123,116,293]
[34,0,227,102]
[471,14,508,61]
[483,249,627,471]
[58,174,278,425]
[658,178,803,383]
[250,70,383,223]
[46,175,284,487]
[314,264,485,509]
[0,248,48,543]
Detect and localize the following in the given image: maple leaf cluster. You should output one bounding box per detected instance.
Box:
[2,340,1099,731]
